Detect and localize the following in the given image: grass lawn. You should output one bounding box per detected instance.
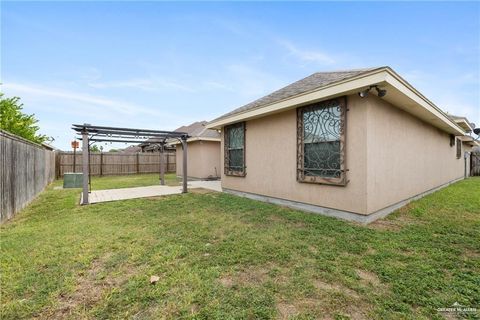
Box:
[89,173,181,190]
[1,176,479,319]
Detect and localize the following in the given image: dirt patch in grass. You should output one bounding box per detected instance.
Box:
[462,248,480,259]
[308,245,319,254]
[276,295,370,320]
[276,302,298,319]
[276,299,324,320]
[39,255,137,319]
[219,266,270,288]
[219,276,235,288]
[356,269,381,287]
[313,279,360,299]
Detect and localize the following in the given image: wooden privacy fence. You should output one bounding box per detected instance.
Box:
[0,130,56,222]
[56,151,176,177]
[471,151,480,177]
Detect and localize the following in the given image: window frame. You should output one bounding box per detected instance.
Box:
[296,96,347,186]
[456,138,462,159]
[224,122,246,176]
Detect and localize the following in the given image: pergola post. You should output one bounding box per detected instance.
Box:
[181,136,188,193]
[71,124,189,198]
[159,143,165,186]
[81,128,89,205]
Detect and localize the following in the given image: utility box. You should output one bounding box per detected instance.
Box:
[63,173,84,188]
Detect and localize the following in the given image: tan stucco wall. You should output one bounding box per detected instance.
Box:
[221,94,467,216]
[176,140,221,179]
[221,94,370,215]
[365,95,465,213]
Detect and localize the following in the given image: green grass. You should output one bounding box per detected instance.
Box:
[89,173,181,190]
[1,176,479,319]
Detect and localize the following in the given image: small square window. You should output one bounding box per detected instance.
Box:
[450,134,455,147]
[456,138,462,159]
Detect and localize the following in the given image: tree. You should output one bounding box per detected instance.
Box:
[0,93,50,144]
[90,144,101,152]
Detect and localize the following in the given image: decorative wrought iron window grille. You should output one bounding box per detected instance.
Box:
[456,138,462,159]
[224,122,246,176]
[297,97,347,185]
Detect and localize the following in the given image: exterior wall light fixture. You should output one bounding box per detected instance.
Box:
[358,85,387,98]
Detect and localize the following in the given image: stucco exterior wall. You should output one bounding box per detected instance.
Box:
[365,96,465,213]
[221,93,468,217]
[176,140,221,179]
[221,94,370,215]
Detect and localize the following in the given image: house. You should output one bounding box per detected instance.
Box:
[206,67,479,223]
[170,121,221,180]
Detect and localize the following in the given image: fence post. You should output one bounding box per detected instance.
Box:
[136,153,139,174]
[166,152,169,172]
[73,148,76,173]
[160,144,165,185]
[55,152,61,178]
[100,152,103,176]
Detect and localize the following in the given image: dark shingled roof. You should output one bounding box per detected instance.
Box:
[211,67,383,122]
[174,121,220,139]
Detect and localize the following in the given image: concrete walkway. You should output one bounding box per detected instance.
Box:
[82,180,222,204]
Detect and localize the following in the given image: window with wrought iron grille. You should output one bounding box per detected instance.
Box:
[456,138,461,159]
[297,97,347,185]
[224,122,245,176]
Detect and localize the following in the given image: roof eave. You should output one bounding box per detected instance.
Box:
[453,119,474,132]
[168,137,221,145]
[206,67,465,136]
[207,67,389,129]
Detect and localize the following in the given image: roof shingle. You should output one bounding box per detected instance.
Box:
[211,67,382,123]
[174,121,220,140]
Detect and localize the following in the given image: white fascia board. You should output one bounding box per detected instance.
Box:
[168,137,221,145]
[206,68,465,136]
[454,118,474,132]
[383,69,465,135]
[206,69,388,129]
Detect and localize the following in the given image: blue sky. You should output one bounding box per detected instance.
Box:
[2,1,479,150]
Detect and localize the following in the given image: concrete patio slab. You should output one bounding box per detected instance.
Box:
[81,180,221,204]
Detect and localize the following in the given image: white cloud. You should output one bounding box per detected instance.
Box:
[400,69,480,125]
[278,39,335,65]
[2,82,164,116]
[88,78,195,92]
[224,64,287,98]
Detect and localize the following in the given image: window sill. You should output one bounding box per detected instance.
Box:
[225,171,246,177]
[297,176,347,186]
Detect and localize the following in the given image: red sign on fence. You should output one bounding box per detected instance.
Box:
[71,140,79,149]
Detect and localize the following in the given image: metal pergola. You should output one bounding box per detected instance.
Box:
[72,123,189,205]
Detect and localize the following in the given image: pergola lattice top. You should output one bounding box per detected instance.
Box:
[72,124,189,144]
[72,123,190,205]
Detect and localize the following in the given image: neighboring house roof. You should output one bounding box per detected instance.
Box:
[169,121,221,145]
[120,146,142,153]
[206,66,466,136]
[458,135,480,147]
[448,114,475,133]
